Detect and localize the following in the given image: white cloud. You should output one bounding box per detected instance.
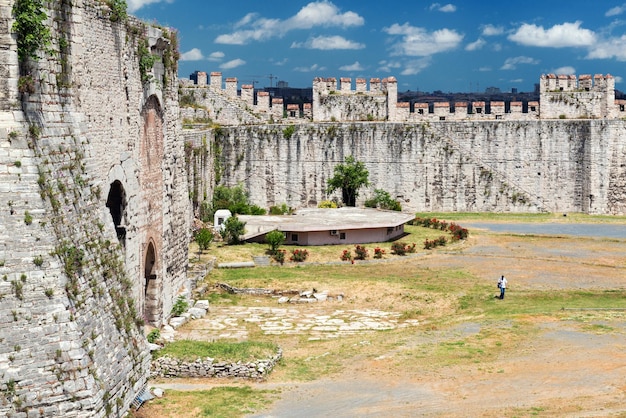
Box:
[294,64,326,72]
[220,59,246,70]
[552,66,576,75]
[215,1,364,45]
[614,75,623,84]
[208,52,225,62]
[291,35,365,50]
[284,1,364,30]
[479,66,492,72]
[606,4,626,17]
[508,21,596,47]
[430,3,457,13]
[481,24,504,36]
[400,58,432,76]
[384,23,463,56]
[465,38,486,51]
[377,60,402,73]
[127,0,174,13]
[586,35,626,60]
[180,48,204,61]
[339,61,364,71]
[500,56,539,70]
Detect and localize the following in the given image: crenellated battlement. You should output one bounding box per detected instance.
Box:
[182,72,626,124]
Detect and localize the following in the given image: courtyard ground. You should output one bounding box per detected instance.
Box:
[139,220,626,417]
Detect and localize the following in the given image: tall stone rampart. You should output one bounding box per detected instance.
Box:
[209,121,626,215]
[0,1,189,416]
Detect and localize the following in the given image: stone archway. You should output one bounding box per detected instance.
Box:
[106,180,127,246]
[144,241,161,324]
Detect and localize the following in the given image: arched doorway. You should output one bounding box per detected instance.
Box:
[144,241,161,324]
[106,180,127,246]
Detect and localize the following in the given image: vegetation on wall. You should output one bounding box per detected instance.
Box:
[105,0,127,22]
[137,38,157,83]
[12,0,52,63]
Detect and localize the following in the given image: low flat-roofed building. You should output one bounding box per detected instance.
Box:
[239,207,415,246]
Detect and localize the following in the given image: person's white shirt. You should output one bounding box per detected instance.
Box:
[500,277,507,289]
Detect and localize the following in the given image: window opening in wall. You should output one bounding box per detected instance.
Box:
[106,180,127,246]
[339,232,346,240]
[291,233,298,242]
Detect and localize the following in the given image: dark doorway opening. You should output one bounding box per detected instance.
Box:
[106,180,127,246]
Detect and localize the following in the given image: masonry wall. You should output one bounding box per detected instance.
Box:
[209,121,626,215]
[0,1,189,416]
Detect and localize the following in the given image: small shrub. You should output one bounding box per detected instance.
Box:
[194,228,213,253]
[265,230,285,252]
[14,161,21,168]
[272,249,286,265]
[282,124,296,139]
[171,295,188,317]
[391,242,407,255]
[340,249,352,261]
[44,288,54,298]
[373,247,385,259]
[24,211,32,225]
[33,255,43,267]
[269,203,291,215]
[290,248,309,262]
[405,243,417,253]
[354,245,368,260]
[147,328,161,343]
[318,200,338,208]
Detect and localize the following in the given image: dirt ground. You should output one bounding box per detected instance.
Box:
[152,228,626,417]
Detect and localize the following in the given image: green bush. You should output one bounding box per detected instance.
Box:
[222,216,246,245]
[194,228,213,253]
[171,295,188,317]
[265,230,285,252]
[147,328,161,344]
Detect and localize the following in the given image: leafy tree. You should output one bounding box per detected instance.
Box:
[364,189,402,211]
[326,156,369,207]
[194,228,213,254]
[222,215,246,245]
[211,184,266,218]
[265,230,285,252]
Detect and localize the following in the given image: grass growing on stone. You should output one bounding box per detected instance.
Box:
[153,340,278,363]
[132,386,280,418]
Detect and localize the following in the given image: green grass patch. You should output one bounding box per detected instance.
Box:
[153,340,278,362]
[139,386,279,418]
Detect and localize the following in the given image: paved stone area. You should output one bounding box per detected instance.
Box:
[174,306,419,341]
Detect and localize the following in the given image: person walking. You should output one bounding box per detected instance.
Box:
[497,275,507,299]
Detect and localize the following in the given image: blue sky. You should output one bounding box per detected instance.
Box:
[130,0,626,93]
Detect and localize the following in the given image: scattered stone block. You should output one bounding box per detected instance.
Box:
[194,300,209,310]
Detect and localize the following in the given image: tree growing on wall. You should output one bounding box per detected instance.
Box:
[326,156,370,207]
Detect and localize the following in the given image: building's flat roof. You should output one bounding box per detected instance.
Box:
[239,207,415,240]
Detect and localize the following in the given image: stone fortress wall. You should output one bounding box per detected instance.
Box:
[182,71,626,216]
[0,1,189,416]
[183,71,626,124]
